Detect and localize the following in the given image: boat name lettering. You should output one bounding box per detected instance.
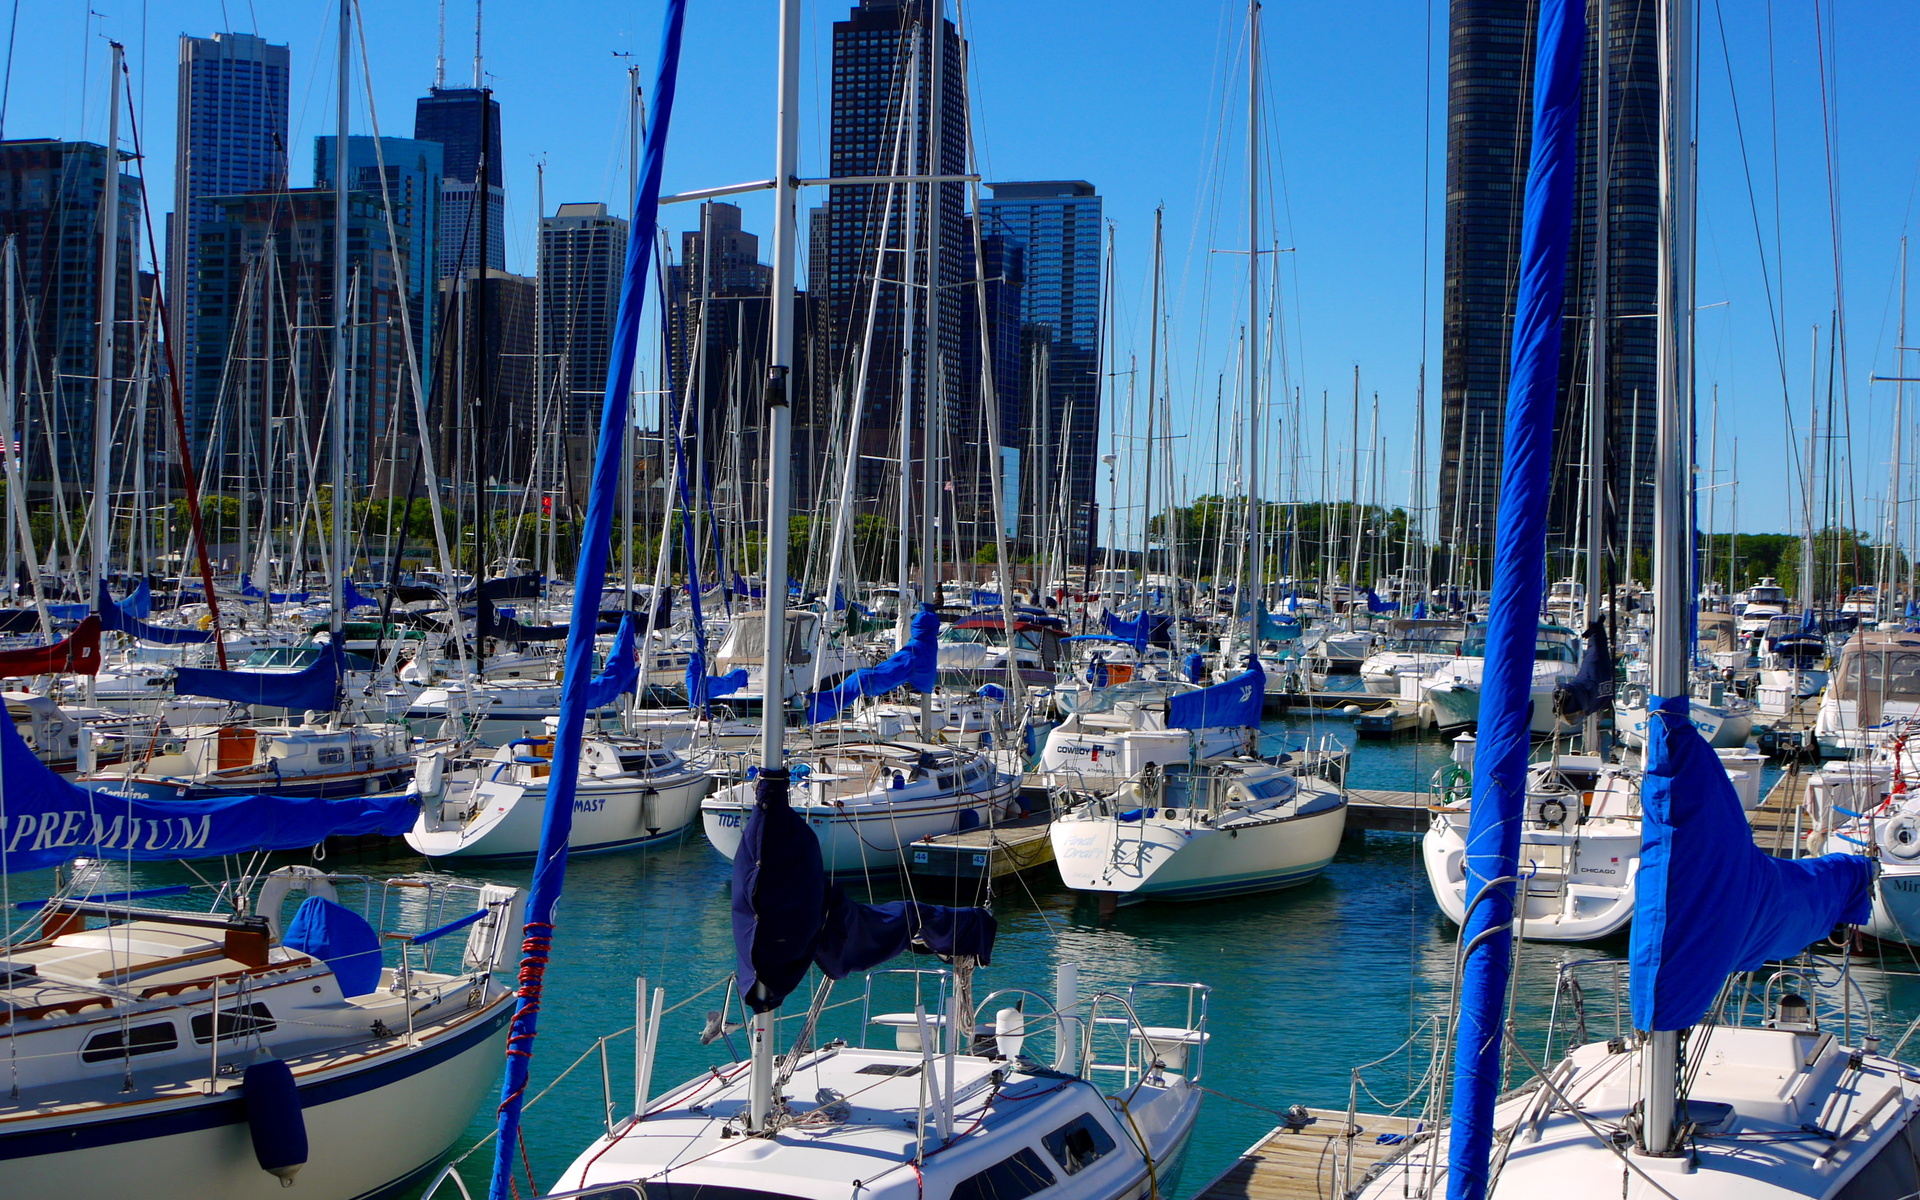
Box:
[714,812,743,828]
[572,798,607,814]
[2,810,214,855]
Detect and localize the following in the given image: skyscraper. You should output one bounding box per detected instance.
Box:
[1437,0,1658,573]
[980,180,1103,554]
[170,32,289,417]
[807,0,973,531]
[669,202,775,502]
[190,189,410,495]
[314,135,442,378]
[539,202,629,442]
[0,139,144,490]
[413,87,505,279]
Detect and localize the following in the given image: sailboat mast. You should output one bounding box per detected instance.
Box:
[1244,0,1264,645]
[747,0,802,1134]
[919,3,945,740]
[1585,0,1609,637]
[1644,0,1694,1156]
[93,41,124,598]
[330,2,349,639]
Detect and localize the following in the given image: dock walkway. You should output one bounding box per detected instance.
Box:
[1189,1108,1421,1200]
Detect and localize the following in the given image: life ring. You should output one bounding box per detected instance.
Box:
[1618,683,1649,710]
[1535,797,1569,828]
[1884,813,1920,861]
[255,865,339,936]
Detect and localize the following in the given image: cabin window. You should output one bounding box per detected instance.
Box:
[191,1002,276,1044]
[82,1021,179,1063]
[317,748,347,766]
[950,1147,1057,1200]
[1042,1114,1116,1176]
[352,745,374,762]
[621,1186,812,1200]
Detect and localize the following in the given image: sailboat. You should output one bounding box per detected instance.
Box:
[455,11,1208,1200]
[1349,3,1916,1196]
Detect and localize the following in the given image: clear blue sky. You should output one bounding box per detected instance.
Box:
[8,1,1920,544]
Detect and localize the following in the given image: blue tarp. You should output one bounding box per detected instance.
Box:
[99,581,215,644]
[1258,606,1300,642]
[174,641,343,712]
[342,580,379,611]
[581,615,639,709]
[685,657,748,707]
[0,709,413,874]
[805,606,939,724]
[1446,5,1586,1199]
[44,602,89,620]
[1183,652,1206,683]
[732,770,994,1013]
[972,590,1002,606]
[1168,664,1265,729]
[283,896,383,996]
[122,579,152,618]
[1630,695,1871,1031]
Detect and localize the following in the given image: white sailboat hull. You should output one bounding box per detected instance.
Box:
[1051,797,1346,902]
[702,774,1020,875]
[1422,809,1639,942]
[407,770,712,860]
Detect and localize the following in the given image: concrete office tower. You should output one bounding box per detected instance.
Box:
[539,202,629,445]
[170,31,290,431]
[807,0,974,533]
[1438,0,1657,575]
[315,136,443,381]
[413,87,506,279]
[191,190,409,496]
[980,180,1103,556]
[0,139,144,489]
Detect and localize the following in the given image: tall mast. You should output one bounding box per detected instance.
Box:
[1244,0,1264,647]
[1644,0,1695,1155]
[93,41,124,598]
[330,3,350,640]
[1585,0,1610,750]
[624,67,641,607]
[919,3,945,740]
[747,0,802,1134]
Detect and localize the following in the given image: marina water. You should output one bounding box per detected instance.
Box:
[15,715,1912,1198]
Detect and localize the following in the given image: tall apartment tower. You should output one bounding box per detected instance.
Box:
[413,87,506,279]
[539,202,629,442]
[807,0,973,529]
[0,139,144,489]
[1437,0,1657,575]
[170,31,289,425]
[980,180,1103,554]
[669,202,774,495]
[314,135,443,377]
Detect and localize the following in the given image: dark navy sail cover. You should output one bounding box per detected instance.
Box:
[0,708,412,873]
[1630,694,1871,1031]
[174,641,343,712]
[731,770,994,1013]
[99,581,215,644]
[1554,619,1615,720]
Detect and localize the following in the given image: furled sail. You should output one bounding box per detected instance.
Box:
[0,615,100,677]
[174,642,343,712]
[98,581,214,644]
[804,606,939,723]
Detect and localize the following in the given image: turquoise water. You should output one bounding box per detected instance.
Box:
[1,721,1884,1198]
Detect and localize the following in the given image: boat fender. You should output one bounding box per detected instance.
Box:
[256,866,338,937]
[995,1006,1026,1059]
[414,748,446,800]
[243,1058,307,1186]
[1884,813,1920,861]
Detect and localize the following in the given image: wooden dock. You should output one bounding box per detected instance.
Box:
[1189,1108,1422,1200]
[1345,790,1428,834]
[1752,766,1812,857]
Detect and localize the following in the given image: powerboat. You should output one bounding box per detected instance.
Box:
[1813,630,1920,758]
[1419,623,1583,735]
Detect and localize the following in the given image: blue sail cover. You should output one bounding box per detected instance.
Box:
[685,656,749,707]
[174,641,344,712]
[1168,663,1264,730]
[581,615,639,710]
[1366,588,1397,614]
[1446,4,1585,1199]
[99,581,215,644]
[805,606,940,724]
[732,770,994,1013]
[1257,606,1300,642]
[1631,695,1870,1030]
[487,6,685,1196]
[122,579,153,618]
[1102,609,1172,649]
[342,580,378,611]
[0,710,412,874]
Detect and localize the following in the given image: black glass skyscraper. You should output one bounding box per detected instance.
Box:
[1438,0,1657,575]
[413,87,505,278]
[807,0,974,530]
